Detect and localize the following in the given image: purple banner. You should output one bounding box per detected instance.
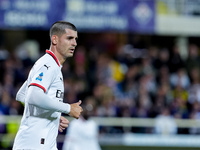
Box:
[127,0,155,33]
[0,0,155,33]
[0,0,65,29]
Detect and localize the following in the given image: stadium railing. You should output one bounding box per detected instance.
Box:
[1,115,200,148]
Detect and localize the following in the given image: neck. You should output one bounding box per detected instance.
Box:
[49,45,65,65]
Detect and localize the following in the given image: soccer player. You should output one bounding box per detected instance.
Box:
[62,99,101,150]
[13,21,83,150]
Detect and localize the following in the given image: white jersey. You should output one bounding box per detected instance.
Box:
[62,117,101,150]
[13,50,64,150]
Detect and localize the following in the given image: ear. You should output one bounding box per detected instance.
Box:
[51,35,58,45]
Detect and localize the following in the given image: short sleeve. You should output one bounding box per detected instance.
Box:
[29,64,56,93]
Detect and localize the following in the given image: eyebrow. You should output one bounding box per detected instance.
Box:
[66,35,78,40]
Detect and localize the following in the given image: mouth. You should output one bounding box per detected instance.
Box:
[69,49,74,53]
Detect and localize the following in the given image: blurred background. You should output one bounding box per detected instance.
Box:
[1,0,200,149]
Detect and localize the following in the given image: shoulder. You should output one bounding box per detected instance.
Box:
[34,54,59,72]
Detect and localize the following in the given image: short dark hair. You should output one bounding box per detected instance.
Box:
[49,21,77,38]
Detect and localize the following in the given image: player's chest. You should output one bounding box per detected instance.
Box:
[48,72,64,100]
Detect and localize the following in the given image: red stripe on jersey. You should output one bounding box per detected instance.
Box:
[29,83,46,93]
[46,50,60,67]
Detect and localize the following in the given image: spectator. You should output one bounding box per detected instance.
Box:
[170,68,190,89]
[169,44,185,73]
[188,67,200,104]
[185,44,200,73]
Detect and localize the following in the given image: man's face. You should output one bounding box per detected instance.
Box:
[57,28,78,58]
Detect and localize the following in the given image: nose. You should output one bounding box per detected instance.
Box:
[72,39,77,47]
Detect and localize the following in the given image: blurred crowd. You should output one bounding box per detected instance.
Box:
[0,35,200,136]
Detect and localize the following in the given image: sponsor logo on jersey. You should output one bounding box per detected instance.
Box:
[44,64,50,70]
[36,72,43,81]
[56,90,64,99]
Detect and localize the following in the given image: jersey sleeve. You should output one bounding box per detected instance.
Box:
[16,80,28,103]
[29,64,56,93]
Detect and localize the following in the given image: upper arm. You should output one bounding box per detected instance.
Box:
[29,63,56,93]
[16,80,28,103]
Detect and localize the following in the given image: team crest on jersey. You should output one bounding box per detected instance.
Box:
[36,72,43,81]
